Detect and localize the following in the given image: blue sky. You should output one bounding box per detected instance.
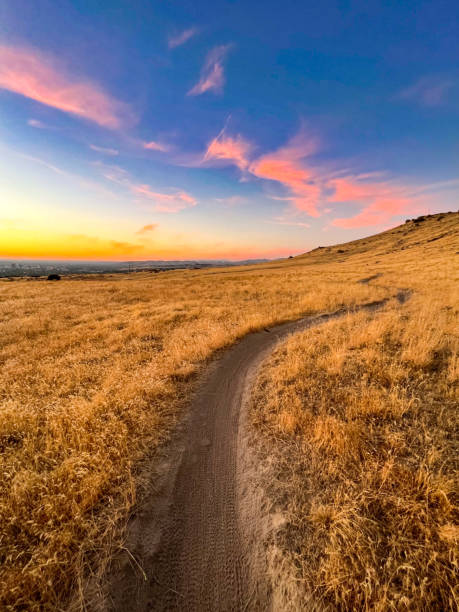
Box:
[0,0,458,259]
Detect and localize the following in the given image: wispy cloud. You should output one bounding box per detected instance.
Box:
[214,195,246,206]
[249,132,322,217]
[14,151,120,200]
[17,152,67,176]
[174,121,454,228]
[413,178,459,195]
[0,44,133,128]
[202,124,452,227]
[330,175,459,228]
[132,184,197,212]
[143,140,170,152]
[65,234,143,256]
[27,118,47,129]
[136,223,158,234]
[98,163,197,213]
[331,198,418,228]
[96,162,130,186]
[267,216,311,228]
[188,45,231,96]
[89,144,119,156]
[397,76,454,107]
[330,176,424,228]
[168,27,198,49]
[203,125,323,215]
[204,128,252,170]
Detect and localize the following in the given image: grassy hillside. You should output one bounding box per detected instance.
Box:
[251,212,458,610]
[0,212,457,609]
[297,210,458,263]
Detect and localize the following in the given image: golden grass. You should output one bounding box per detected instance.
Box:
[0,258,385,610]
[251,214,458,610]
[0,211,457,609]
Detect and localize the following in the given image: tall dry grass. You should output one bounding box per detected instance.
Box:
[0,264,384,610]
[251,235,458,609]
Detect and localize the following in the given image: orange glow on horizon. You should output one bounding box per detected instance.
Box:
[0,228,298,261]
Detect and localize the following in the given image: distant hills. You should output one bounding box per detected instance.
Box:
[0,258,270,278]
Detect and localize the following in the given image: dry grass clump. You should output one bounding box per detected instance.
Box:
[0,265,383,610]
[252,287,458,610]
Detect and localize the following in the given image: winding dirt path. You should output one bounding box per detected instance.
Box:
[105,297,399,612]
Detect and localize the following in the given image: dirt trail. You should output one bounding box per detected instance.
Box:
[103,297,397,612]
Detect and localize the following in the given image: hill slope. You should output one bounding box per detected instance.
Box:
[297,211,458,263]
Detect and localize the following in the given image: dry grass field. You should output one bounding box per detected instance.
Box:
[0,211,457,610]
[1,250,385,610]
[251,212,458,610]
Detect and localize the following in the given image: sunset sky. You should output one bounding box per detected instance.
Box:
[1,0,458,260]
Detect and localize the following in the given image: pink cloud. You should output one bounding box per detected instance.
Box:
[204,132,252,170]
[143,140,170,152]
[97,162,197,213]
[332,200,414,228]
[168,28,198,49]
[201,127,323,216]
[329,178,381,203]
[329,176,413,205]
[330,176,424,228]
[132,184,197,213]
[188,45,230,96]
[177,123,447,226]
[0,44,132,128]
[397,76,454,107]
[249,133,321,216]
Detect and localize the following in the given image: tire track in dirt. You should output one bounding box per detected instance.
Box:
[104,293,407,612]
